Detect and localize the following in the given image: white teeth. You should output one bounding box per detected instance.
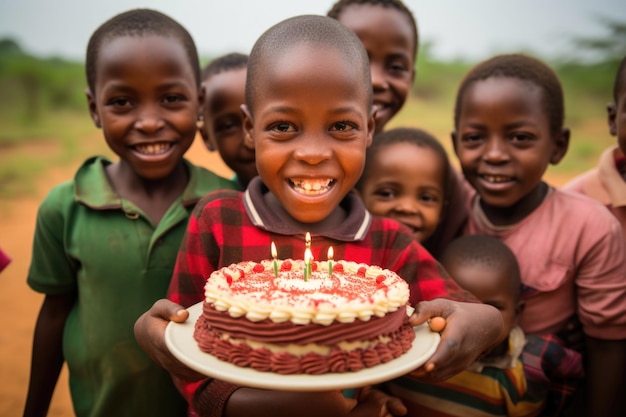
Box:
[134,143,172,155]
[290,179,333,195]
[482,175,511,183]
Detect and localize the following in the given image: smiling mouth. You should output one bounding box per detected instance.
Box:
[289,178,335,195]
[133,142,173,155]
[480,174,513,184]
[373,102,392,114]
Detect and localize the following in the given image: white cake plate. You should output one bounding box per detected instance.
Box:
[165,302,440,391]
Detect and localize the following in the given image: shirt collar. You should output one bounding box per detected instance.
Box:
[242,177,371,241]
[74,156,218,210]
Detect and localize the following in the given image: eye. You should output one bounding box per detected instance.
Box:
[270,122,296,133]
[108,97,132,108]
[510,132,534,142]
[162,94,185,104]
[419,193,438,203]
[374,187,396,199]
[462,132,483,142]
[215,118,242,134]
[389,62,409,73]
[330,121,355,132]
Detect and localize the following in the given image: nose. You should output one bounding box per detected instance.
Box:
[483,137,509,164]
[134,104,165,133]
[392,196,420,215]
[293,135,332,165]
[370,63,388,92]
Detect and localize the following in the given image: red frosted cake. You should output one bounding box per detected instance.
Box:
[193,258,415,375]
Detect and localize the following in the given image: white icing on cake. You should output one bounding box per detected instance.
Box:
[204,259,410,326]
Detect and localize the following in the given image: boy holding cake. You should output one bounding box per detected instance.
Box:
[135,14,503,417]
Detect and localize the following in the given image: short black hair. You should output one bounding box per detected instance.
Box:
[202,52,248,81]
[356,127,450,195]
[86,8,200,95]
[613,55,626,103]
[454,53,564,135]
[441,234,521,301]
[327,0,418,59]
[246,14,371,114]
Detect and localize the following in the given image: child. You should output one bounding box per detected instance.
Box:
[563,55,626,236]
[452,53,626,417]
[356,127,449,245]
[134,14,504,417]
[198,52,257,189]
[328,0,468,258]
[23,9,237,417]
[327,0,416,133]
[385,234,583,416]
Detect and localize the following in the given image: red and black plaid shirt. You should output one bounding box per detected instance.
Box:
[167,178,471,416]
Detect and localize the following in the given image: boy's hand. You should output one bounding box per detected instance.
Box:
[408,298,503,381]
[352,386,407,417]
[134,298,205,381]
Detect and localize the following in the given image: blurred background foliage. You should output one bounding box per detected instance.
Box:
[1,17,625,197]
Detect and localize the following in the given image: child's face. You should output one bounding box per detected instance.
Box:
[453,77,568,211]
[445,262,520,341]
[337,4,415,133]
[200,68,256,187]
[86,35,199,180]
[359,142,445,243]
[243,44,374,224]
[608,69,626,156]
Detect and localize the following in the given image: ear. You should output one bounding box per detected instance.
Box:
[608,103,617,136]
[366,108,375,147]
[197,81,206,122]
[197,83,216,151]
[198,116,215,152]
[241,104,255,149]
[549,127,570,165]
[450,131,459,156]
[85,88,101,128]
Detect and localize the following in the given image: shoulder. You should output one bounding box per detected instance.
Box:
[543,190,624,245]
[37,178,78,219]
[192,188,244,215]
[562,169,597,192]
[550,189,616,221]
[368,215,415,244]
[186,161,240,193]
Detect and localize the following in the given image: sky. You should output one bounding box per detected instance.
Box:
[0,0,623,62]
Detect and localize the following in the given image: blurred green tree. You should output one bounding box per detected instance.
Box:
[572,16,626,63]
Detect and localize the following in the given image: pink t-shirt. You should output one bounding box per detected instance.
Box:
[465,187,626,340]
[563,145,626,237]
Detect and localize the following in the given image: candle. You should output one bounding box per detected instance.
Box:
[305,232,311,249]
[304,248,313,282]
[328,246,334,276]
[271,241,278,277]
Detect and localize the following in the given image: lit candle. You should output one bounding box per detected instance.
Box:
[305,232,311,249]
[304,248,313,282]
[328,246,334,276]
[271,241,278,277]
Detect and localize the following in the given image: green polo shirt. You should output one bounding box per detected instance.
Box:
[27,156,237,417]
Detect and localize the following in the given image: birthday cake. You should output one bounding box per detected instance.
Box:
[193,258,415,375]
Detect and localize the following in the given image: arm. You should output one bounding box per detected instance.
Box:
[23,293,75,417]
[584,337,626,417]
[195,387,405,417]
[408,298,503,381]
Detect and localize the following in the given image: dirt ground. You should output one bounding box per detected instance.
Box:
[0,134,573,417]
[0,136,231,417]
